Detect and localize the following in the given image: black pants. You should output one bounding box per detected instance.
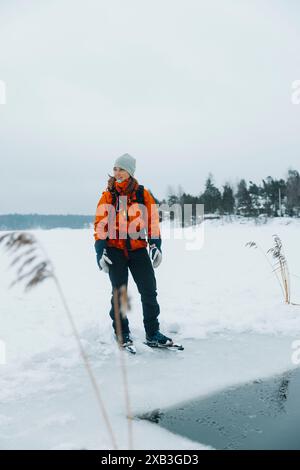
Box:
[106,246,160,337]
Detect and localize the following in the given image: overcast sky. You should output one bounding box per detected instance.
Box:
[0,0,300,214]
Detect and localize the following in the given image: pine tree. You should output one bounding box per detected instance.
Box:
[221,183,235,214]
[236,179,252,216]
[201,174,222,214]
[262,177,287,216]
[286,169,300,216]
[248,181,262,216]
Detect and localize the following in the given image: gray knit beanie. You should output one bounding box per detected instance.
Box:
[114,153,136,177]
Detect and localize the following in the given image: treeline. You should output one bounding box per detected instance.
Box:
[1,170,299,231]
[0,214,93,230]
[162,169,300,217]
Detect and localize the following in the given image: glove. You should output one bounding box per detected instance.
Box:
[149,238,162,269]
[99,249,113,273]
[94,239,113,273]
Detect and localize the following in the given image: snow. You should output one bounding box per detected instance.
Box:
[0,218,300,449]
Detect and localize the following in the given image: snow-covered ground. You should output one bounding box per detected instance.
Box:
[0,218,300,449]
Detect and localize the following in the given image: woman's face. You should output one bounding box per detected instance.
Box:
[113,167,130,182]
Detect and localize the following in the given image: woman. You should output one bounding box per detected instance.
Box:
[94,153,173,349]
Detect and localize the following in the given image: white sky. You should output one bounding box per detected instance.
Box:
[0,0,300,214]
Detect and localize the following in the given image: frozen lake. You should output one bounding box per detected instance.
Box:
[1,221,300,449]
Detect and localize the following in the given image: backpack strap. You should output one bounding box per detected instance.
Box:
[135,185,144,204]
[109,188,117,207]
[134,185,147,240]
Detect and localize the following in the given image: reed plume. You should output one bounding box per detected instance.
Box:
[246,234,291,304]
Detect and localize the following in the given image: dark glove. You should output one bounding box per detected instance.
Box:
[94,239,112,273]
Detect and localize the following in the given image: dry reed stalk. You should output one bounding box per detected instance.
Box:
[246,234,291,304]
[0,231,118,449]
[267,235,290,304]
[113,285,134,450]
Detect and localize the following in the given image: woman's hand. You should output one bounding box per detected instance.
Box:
[99,249,113,273]
[94,239,113,273]
[149,244,162,269]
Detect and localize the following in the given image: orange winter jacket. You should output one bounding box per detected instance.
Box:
[94,180,161,255]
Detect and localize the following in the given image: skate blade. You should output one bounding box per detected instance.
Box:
[122,344,136,354]
[144,341,184,351]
